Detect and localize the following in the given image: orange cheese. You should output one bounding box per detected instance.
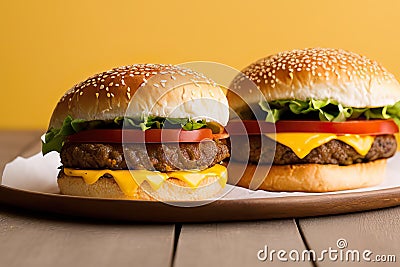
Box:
[265,133,375,159]
[396,133,400,151]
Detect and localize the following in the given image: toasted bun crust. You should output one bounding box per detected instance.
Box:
[230,160,387,192]
[58,172,225,201]
[49,64,229,129]
[229,48,400,117]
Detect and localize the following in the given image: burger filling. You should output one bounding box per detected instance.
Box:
[231,98,399,165]
[61,139,230,171]
[231,135,397,165]
[44,115,230,197]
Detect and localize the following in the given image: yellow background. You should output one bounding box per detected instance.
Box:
[2,0,400,129]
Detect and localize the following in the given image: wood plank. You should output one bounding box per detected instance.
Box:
[174,220,312,267]
[0,130,42,152]
[299,207,400,266]
[0,208,175,267]
[0,130,43,176]
[19,139,42,158]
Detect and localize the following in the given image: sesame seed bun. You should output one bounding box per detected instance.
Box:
[230,160,387,192]
[229,48,400,116]
[58,172,225,201]
[49,64,229,129]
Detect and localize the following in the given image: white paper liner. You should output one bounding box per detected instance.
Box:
[2,152,400,200]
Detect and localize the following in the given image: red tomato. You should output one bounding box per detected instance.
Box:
[67,128,228,143]
[227,120,399,135]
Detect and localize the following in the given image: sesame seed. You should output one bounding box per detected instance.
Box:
[61,64,223,104]
[191,79,201,87]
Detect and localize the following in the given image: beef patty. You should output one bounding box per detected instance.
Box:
[61,139,230,171]
[230,135,397,165]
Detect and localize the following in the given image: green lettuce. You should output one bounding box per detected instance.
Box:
[259,99,400,126]
[42,115,216,155]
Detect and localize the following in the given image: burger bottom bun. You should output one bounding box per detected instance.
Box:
[58,172,225,201]
[229,160,387,192]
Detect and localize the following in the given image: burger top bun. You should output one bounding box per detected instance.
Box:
[229,48,400,115]
[49,64,229,129]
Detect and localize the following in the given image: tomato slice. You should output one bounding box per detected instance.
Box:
[227,120,399,135]
[226,120,275,135]
[276,120,399,135]
[211,132,230,140]
[67,128,228,143]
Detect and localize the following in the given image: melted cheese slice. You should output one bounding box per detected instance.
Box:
[64,164,227,197]
[396,133,400,151]
[265,133,375,159]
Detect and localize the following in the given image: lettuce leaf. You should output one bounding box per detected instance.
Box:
[259,99,400,126]
[42,116,77,155]
[42,115,210,154]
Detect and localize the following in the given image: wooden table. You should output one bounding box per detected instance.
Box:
[1,131,399,267]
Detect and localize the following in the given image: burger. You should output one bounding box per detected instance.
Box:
[227,48,400,192]
[42,64,230,200]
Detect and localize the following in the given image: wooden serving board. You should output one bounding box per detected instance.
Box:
[1,185,400,222]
